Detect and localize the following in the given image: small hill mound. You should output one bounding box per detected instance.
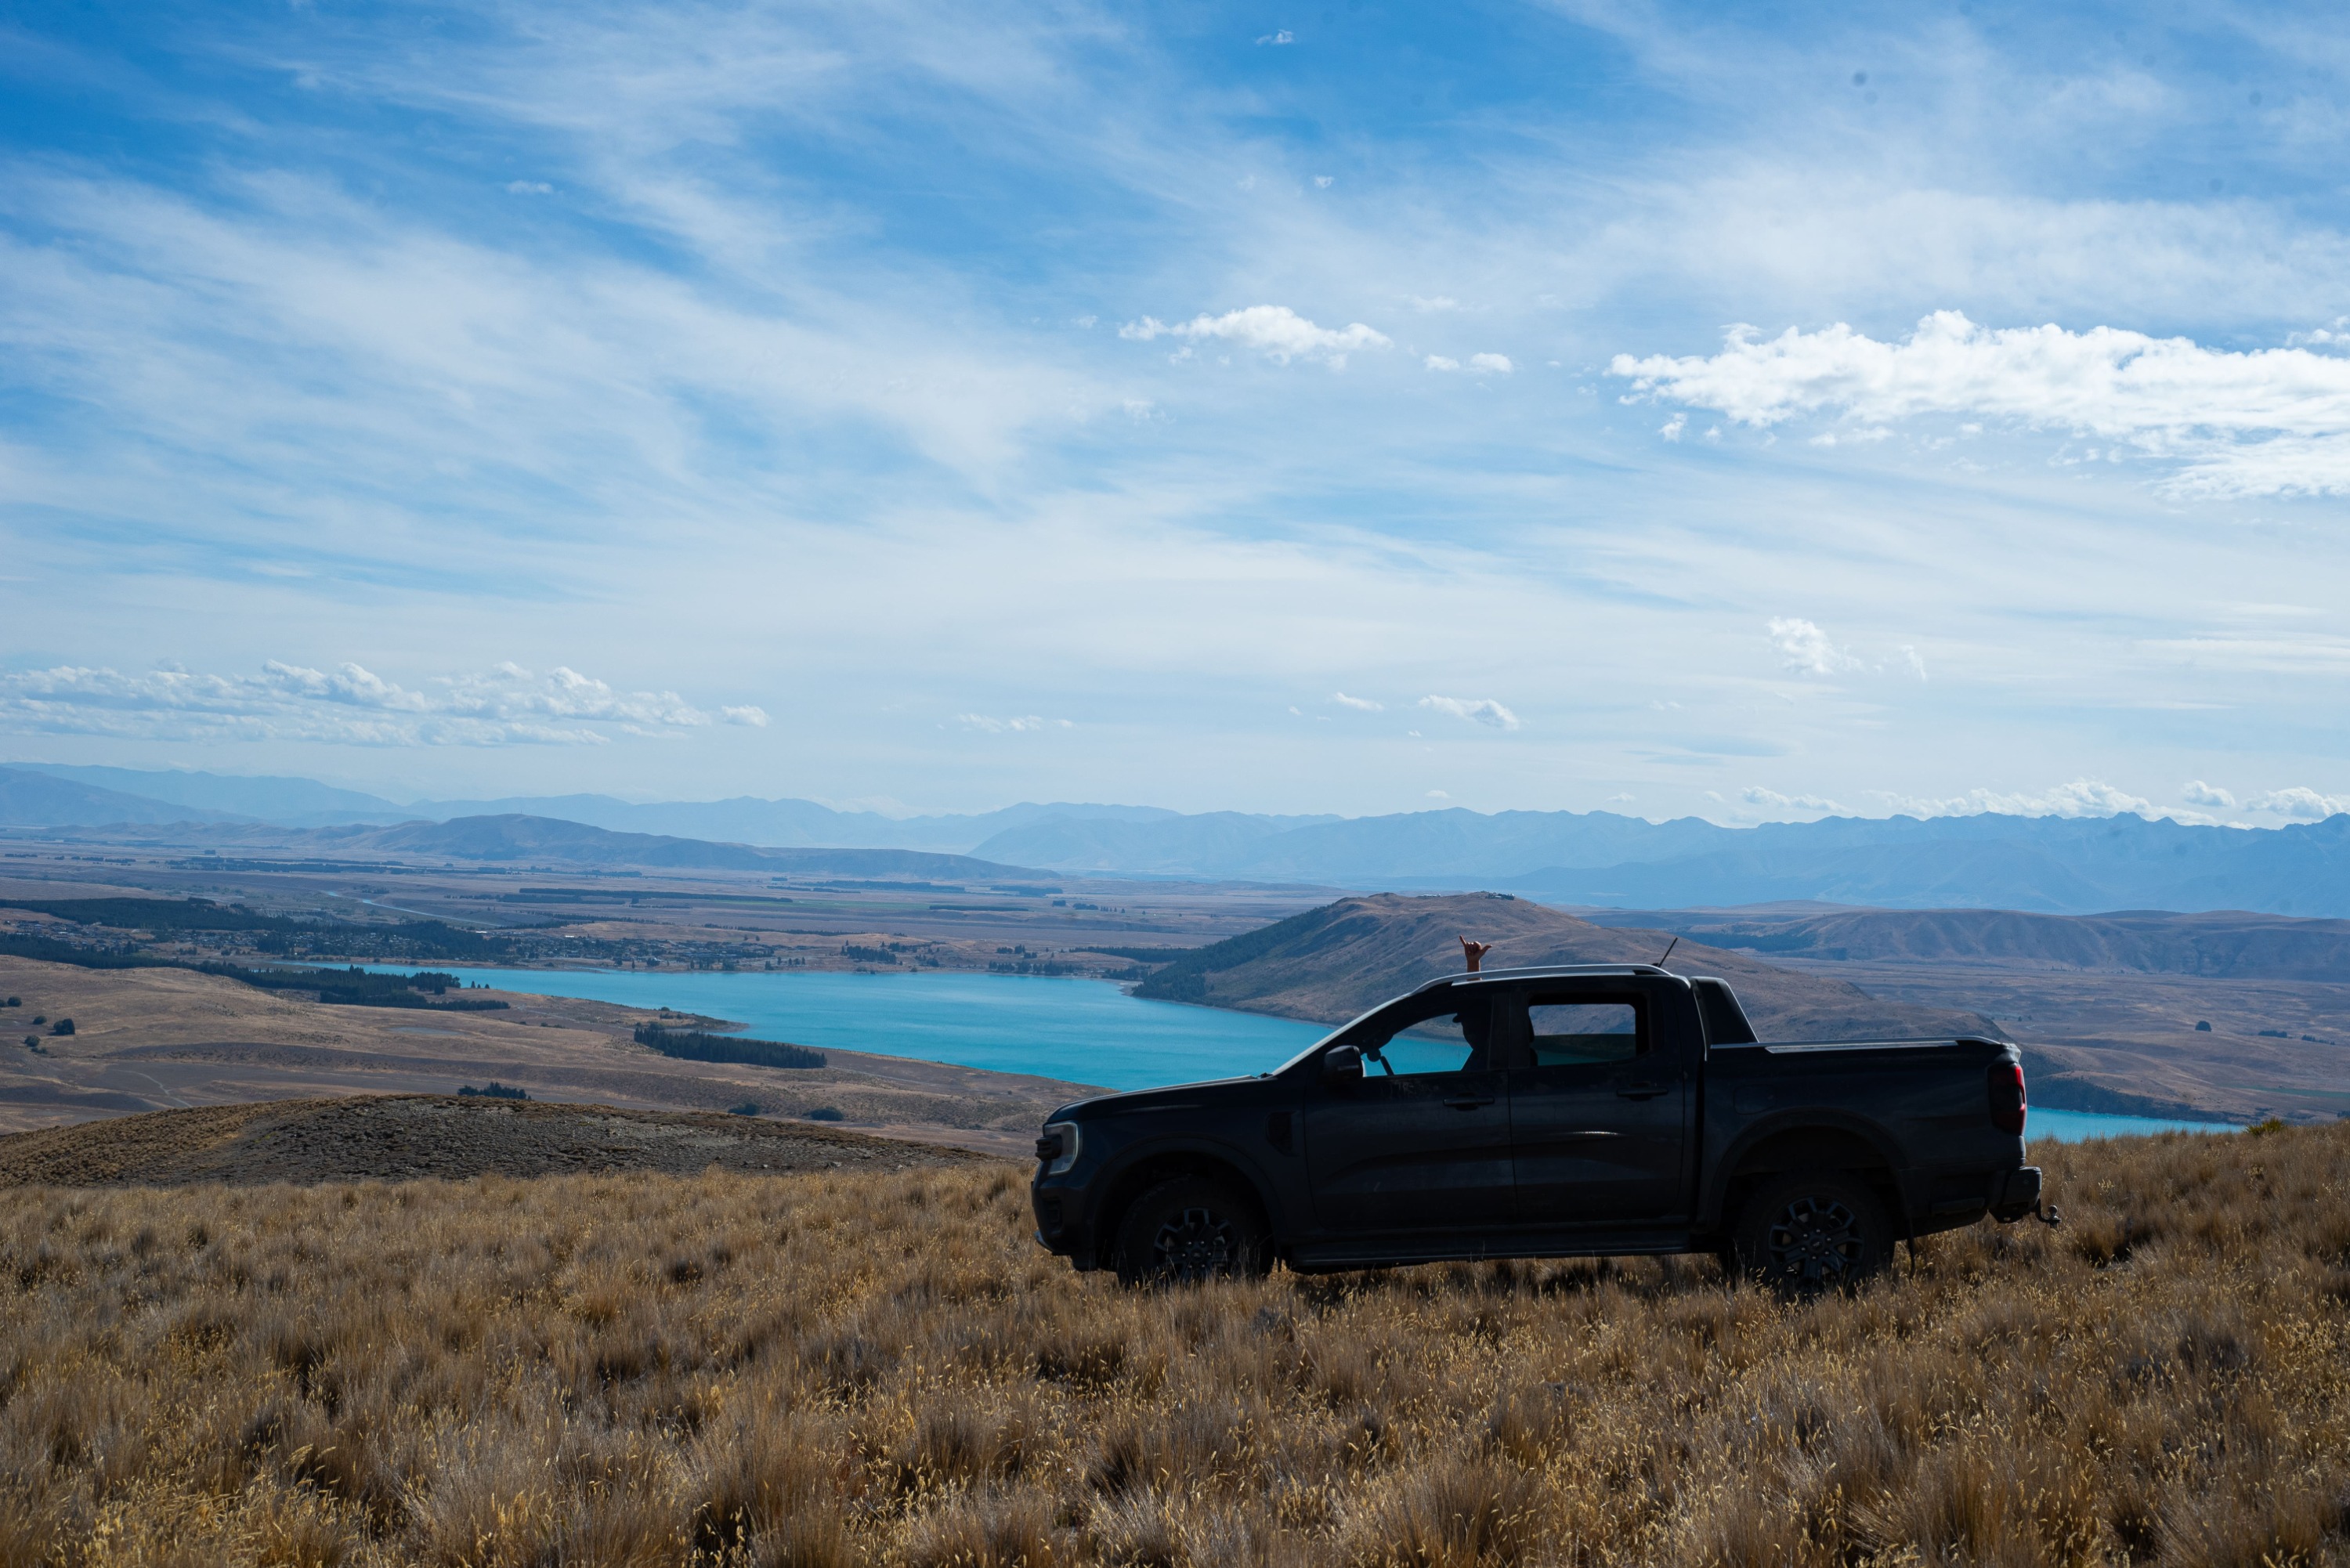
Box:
[0,1095,988,1188]
[1132,892,1989,1040]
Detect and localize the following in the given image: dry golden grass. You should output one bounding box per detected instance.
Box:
[1,1123,2345,1566]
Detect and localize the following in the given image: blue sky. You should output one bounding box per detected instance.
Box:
[2,0,2347,823]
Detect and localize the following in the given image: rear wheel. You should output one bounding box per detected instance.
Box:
[1731,1169,1892,1294]
[1111,1176,1270,1287]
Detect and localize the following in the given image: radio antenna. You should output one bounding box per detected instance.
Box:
[1654,936,1679,968]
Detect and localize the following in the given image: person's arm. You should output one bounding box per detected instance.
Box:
[1459,935,1492,973]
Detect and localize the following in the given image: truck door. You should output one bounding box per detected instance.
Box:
[1303,988,1513,1234]
[1502,984,1690,1226]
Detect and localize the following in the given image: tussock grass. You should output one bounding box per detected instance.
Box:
[1,1125,2345,1566]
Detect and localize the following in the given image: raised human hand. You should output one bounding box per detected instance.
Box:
[1459,935,1492,973]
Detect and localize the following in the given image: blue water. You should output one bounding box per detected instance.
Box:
[342,966,2242,1138]
[2030,1108,2232,1144]
[356,965,1332,1091]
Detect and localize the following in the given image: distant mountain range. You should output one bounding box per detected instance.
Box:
[5,762,2349,918]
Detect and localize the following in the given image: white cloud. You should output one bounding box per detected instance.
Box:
[0,660,715,746]
[1314,175,1332,189]
[1419,695,1520,731]
[1741,786,1848,815]
[953,713,1051,733]
[1408,295,1459,313]
[1426,352,1512,375]
[1900,645,1928,681]
[2182,779,2236,808]
[1426,789,1449,798]
[504,180,554,195]
[1767,617,1861,677]
[1255,29,1293,45]
[1660,412,1687,442]
[1332,691,1383,711]
[2245,786,2350,821]
[720,705,770,727]
[1122,306,1390,367]
[1611,311,2350,498]
[1875,779,2159,820]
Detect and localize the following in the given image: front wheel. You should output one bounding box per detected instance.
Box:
[1111,1176,1270,1287]
[1730,1169,1892,1294]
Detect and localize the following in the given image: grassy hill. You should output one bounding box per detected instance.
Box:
[1128,891,1992,1042]
[0,1121,2341,1563]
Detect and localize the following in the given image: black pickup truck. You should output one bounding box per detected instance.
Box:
[1031,964,2048,1290]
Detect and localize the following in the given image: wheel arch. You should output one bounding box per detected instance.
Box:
[1704,1113,1908,1237]
[1086,1141,1282,1270]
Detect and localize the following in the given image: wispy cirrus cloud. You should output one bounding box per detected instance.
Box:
[1332,692,1383,711]
[0,661,725,746]
[1613,311,2350,497]
[953,713,1069,733]
[1120,306,1390,367]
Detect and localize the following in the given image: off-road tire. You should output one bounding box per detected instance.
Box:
[1730,1169,1892,1295]
[1111,1176,1270,1287]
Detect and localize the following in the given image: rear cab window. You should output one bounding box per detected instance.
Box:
[1523,995,1648,1069]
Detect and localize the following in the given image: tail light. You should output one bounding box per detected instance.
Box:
[1987,1061,2026,1135]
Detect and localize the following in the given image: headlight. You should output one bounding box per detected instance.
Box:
[1038,1120,1081,1176]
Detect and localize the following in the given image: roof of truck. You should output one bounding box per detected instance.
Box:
[1410,963,1691,993]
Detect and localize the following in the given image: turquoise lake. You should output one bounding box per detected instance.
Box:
[363,965,2236,1143]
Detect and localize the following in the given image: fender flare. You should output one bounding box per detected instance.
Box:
[1085,1134,1295,1253]
[1700,1108,1912,1230]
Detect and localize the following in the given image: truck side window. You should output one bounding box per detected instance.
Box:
[1340,992,1500,1076]
[1524,996,1645,1067]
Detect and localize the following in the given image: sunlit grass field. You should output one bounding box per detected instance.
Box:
[2,1123,2345,1566]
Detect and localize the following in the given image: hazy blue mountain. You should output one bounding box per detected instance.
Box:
[407,796,1219,851]
[8,763,398,825]
[0,766,251,827]
[969,811,1328,874]
[1504,815,2350,917]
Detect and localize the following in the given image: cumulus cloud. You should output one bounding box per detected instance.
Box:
[1419,695,1520,731]
[1767,617,1863,676]
[721,705,770,727]
[1332,692,1383,711]
[1876,779,2159,820]
[1610,311,2350,498]
[1424,356,1460,372]
[1122,305,1390,367]
[1741,786,1849,815]
[2245,786,2350,820]
[2182,780,2236,807]
[0,660,717,746]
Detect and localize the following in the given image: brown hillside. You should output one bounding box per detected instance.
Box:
[0,1095,985,1187]
[0,1125,2343,1563]
[1680,905,2350,978]
[1134,891,1991,1040]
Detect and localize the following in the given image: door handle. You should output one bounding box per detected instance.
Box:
[1441,1096,1495,1111]
[1616,1083,1668,1100]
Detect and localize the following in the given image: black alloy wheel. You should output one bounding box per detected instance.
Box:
[1112,1176,1269,1287]
[1732,1169,1890,1294]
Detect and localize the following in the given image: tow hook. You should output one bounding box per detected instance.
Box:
[2034,1201,2063,1228]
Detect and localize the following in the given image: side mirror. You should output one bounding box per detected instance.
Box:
[1321,1044,1364,1085]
